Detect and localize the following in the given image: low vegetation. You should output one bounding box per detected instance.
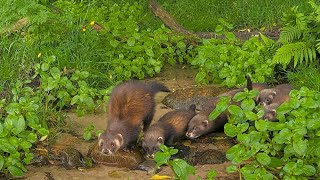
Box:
[211,87,320,179]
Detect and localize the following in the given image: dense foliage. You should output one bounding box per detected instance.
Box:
[0,0,194,88]
[0,55,109,176]
[210,87,320,179]
[191,32,277,87]
[273,0,320,67]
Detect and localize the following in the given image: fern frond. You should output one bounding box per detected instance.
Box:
[272,42,316,68]
[309,1,320,23]
[279,26,302,43]
[315,39,320,53]
[259,32,275,47]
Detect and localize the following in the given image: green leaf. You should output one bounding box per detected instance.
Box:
[110,39,119,48]
[269,157,283,168]
[170,159,195,180]
[206,169,218,179]
[20,141,32,150]
[237,134,250,146]
[215,25,223,33]
[127,37,136,46]
[302,165,316,176]
[83,131,92,141]
[154,151,170,168]
[195,72,206,84]
[226,165,238,173]
[50,67,61,80]
[228,105,243,117]
[169,149,179,155]
[255,120,268,132]
[307,118,320,130]
[256,153,271,166]
[273,128,292,144]
[241,99,255,111]
[244,110,258,121]
[4,114,16,130]
[283,162,296,174]
[8,165,24,177]
[71,95,80,105]
[27,133,38,143]
[237,123,249,133]
[146,49,154,57]
[0,155,4,169]
[226,144,246,163]
[38,128,49,136]
[293,139,307,156]
[41,62,49,72]
[12,115,25,135]
[233,92,246,102]
[224,123,238,137]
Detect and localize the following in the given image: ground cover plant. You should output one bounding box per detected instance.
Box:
[209,87,320,179]
[0,55,110,176]
[190,27,277,87]
[0,0,194,89]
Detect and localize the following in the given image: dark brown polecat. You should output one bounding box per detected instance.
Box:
[186,80,269,139]
[142,104,196,158]
[256,84,293,106]
[98,80,170,155]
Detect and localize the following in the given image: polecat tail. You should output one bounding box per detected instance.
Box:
[245,75,253,91]
[146,81,171,94]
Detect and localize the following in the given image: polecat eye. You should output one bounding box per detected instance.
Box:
[111,142,115,147]
[193,126,199,131]
[153,147,157,151]
[99,142,103,147]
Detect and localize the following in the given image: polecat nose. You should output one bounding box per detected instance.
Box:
[102,149,112,155]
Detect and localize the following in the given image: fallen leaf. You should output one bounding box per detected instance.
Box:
[150,174,172,179]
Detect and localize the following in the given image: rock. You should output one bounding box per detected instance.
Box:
[190,149,227,165]
[162,86,230,110]
[88,142,145,168]
[59,147,87,169]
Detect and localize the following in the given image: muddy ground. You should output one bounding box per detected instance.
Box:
[23,64,239,180]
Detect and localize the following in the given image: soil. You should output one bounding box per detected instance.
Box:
[23,64,239,180]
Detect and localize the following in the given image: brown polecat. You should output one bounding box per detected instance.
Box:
[262,103,280,121]
[186,80,269,139]
[98,80,170,155]
[142,104,196,158]
[256,84,293,106]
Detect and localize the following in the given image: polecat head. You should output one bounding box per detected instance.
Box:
[98,131,123,155]
[256,89,277,106]
[263,103,279,121]
[141,133,164,159]
[186,114,210,139]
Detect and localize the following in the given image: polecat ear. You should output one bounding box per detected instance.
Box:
[256,94,261,104]
[157,137,164,144]
[116,133,124,146]
[98,138,103,147]
[202,120,209,127]
[272,90,277,96]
